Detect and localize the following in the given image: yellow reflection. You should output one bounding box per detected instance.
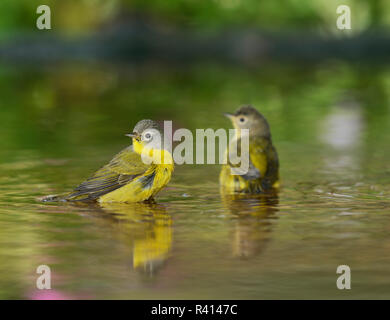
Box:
[98,202,173,275]
[221,191,279,258]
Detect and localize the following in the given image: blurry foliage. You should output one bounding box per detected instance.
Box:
[0,0,389,37]
[0,62,389,163]
[0,1,388,182]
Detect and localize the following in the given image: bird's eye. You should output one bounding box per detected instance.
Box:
[239,117,246,123]
[144,132,152,140]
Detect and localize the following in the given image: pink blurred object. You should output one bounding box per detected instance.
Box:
[29,290,72,300]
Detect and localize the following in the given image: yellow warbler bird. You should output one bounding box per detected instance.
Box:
[42,119,174,203]
[220,105,279,193]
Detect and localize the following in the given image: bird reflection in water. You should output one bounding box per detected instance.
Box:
[98,202,173,276]
[221,191,279,259]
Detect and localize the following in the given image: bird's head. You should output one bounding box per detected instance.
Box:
[126,120,172,164]
[126,119,163,152]
[224,105,271,138]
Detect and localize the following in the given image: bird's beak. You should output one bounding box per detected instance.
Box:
[223,112,234,120]
[125,132,140,141]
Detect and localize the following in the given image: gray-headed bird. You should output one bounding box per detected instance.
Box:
[220,105,279,193]
[42,120,174,203]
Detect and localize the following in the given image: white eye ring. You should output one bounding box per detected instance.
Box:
[144,132,152,141]
[239,117,246,123]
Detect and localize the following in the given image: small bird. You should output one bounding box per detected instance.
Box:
[42,120,174,203]
[220,105,279,193]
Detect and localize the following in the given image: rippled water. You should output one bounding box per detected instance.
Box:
[0,63,389,299]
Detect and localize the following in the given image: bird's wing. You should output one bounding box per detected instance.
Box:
[229,136,272,181]
[66,146,150,201]
[249,136,279,188]
[246,136,270,180]
[228,138,267,180]
[262,143,279,188]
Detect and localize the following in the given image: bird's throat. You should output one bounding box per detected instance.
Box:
[133,139,173,165]
[132,139,143,154]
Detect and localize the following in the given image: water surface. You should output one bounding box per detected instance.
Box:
[0,63,389,299]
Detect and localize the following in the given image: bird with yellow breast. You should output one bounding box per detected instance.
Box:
[42,119,174,203]
[220,105,279,194]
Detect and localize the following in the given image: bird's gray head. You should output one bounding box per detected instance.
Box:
[126,119,163,148]
[133,119,161,135]
[224,105,271,138]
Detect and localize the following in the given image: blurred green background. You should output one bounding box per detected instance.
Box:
[0,0,389,34]
[0,0,389,300]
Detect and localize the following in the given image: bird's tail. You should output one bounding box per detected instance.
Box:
[38,194,68,203]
